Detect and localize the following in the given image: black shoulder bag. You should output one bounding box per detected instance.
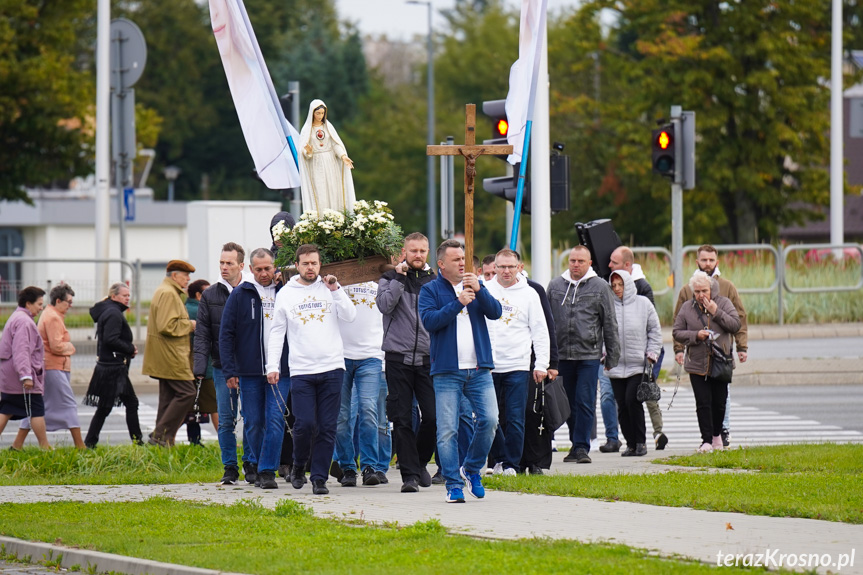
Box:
[696,305,734,384]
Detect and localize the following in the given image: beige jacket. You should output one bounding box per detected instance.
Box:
[142,276,194,380]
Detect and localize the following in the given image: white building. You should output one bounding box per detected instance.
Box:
[0,182,281,302]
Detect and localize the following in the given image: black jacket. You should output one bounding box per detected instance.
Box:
[527,279,559,371]
[90,299,135,365]
[634,278,655,307]
[193,282,230,375]
[376,266,436,366]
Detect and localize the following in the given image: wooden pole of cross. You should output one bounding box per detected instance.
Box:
[427,104,513,272]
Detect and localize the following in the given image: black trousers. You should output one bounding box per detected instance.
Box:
[85,388,142,447]
[689,373,728,444]
[520,375,553,470]
[385,361,436,482]
[611,374,646,446]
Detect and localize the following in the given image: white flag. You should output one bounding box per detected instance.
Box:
[209,0,301,189]
[504,0,548,165]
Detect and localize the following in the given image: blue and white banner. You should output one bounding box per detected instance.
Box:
[505,0,548,165]
[209,0,301,189]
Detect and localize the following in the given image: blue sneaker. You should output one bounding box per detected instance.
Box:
[446,487,466,503]
[459,466,485,499]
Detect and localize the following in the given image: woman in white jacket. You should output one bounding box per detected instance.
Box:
[605,270,662,456]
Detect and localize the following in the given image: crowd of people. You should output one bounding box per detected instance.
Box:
[0,226,748,503]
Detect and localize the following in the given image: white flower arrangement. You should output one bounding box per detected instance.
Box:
[273,201,402,267]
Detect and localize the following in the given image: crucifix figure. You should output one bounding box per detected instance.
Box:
[427,104,513,272]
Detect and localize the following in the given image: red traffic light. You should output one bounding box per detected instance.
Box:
[657,130,672,150]
[496,119,508,137]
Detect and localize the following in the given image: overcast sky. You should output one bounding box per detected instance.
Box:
[335,0,583,41]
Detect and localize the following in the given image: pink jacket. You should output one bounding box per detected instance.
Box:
[38,305,75,371]
[0,307,45,394]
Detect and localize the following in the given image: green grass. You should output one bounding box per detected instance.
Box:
[486,444,863,524]
[0,498,759,575]
[0,443,224,486]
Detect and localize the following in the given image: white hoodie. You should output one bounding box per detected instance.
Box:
[485,276,550,373]
[266,275,357,377]
[560,265,599,305]
[339,281,384,361]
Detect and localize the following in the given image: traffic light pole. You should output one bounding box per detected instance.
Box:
[670,105,683,299]
[671,182,683,300]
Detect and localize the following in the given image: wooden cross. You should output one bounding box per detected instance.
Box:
[427,104,513,273]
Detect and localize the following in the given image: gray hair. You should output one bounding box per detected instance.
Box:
[249,247,275,263]
[49,284,75,306]
[108,282,128,297]
[689,269,712,291]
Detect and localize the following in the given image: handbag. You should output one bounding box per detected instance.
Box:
[636,358,661,402]
[707,341,734,384]
[695,304,734,385]
[537,377,570,433]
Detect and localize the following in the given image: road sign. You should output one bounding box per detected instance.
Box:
[110,18,147,92]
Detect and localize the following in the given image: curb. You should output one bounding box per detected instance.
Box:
[0,536,247,575]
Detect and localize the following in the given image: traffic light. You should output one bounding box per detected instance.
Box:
[651,112,696,188]
[483,162,531,214]
[652,123,675,178]
[482,99,509,159]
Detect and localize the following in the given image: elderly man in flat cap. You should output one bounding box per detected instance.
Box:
[143,260,199,446]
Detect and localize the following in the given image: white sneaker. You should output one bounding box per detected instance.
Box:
[502,467,517,476]
[697,442,713,453]
[491,462,504,475]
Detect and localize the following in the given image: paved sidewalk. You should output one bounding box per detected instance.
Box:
[1,449,861,575]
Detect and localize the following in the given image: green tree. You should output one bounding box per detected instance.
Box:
[582,0,857,244]
[0,0,94,200]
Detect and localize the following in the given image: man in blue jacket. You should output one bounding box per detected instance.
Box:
[419,239,502,503]
[219,248,290,490]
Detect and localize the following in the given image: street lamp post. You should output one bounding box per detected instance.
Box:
[407,0,436,246]
[164,165,181,203]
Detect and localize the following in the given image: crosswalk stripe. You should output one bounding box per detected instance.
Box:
[553,386,863,448]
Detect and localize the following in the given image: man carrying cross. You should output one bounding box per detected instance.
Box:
[419,240,502,503]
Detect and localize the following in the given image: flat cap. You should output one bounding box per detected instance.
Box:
[166,259,195,273]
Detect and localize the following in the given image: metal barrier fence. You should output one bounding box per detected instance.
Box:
[0,257,143,339]
[554,243,862,325]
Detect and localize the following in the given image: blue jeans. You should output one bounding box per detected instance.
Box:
[490,370,529,471]
[238,375,289,474]
[597,365,619,441]
[291,369,344,482]
[213,368,251,467]
[559,359,601,452]
[434,369,498,490]
[334,358,389,472]
[435,392,474,471]
[377,371,391,468]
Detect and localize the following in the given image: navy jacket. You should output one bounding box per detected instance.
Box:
[418,273,502,376]
[219,281,289,379]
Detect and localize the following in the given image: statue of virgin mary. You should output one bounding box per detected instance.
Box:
[299,99,356,214]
